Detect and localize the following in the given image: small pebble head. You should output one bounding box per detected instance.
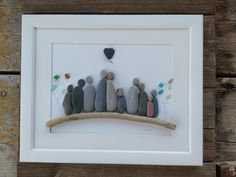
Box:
[67,84,73,92]
[107,72,115,80]
[85,76,93,84]
[148,96,153,102]
[151,89,157,97]
[133,78,139,87]
[100,69,107,79]
[117,88,124,96]
[78,79,85,87]
[139,83,145,91]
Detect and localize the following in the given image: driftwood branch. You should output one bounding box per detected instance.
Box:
[46,112,176,130]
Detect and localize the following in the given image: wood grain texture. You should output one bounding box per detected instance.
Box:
[216,78,236,161]
[0,75,19,177]
[216,20,236,75]
[216,0,236,21]
[18,162,216,177]
[0,0,21,72]
[20,0,215,14]
[204,89,215,129]
[217,161,236,177]
[46,112,176,130]
[204,16,216,88]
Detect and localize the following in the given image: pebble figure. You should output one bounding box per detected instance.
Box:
[95,70,107,112]
[127,78,140,114]
[147,96,154,117]
[72,79,85,113]
[117,88,127,113]
[137,83,148,116]
[106,72,117,112]
[62,84,74,115]
[83,76,96,112]
[151,89,159,117]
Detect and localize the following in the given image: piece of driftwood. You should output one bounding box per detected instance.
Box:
[46,112,176,130]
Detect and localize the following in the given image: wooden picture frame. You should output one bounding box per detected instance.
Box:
[20,15,203,165]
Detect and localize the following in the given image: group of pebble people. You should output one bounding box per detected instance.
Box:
[63,69,159,118]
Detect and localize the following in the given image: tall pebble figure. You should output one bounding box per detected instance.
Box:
[106,72,117,112]
[127,78,140,114]
[72,79,85,113]
[95,70,107,112]
[147,95,154,117]
[137,83,148,116]
[117,88,126,113]
[83,76,96,112]
[62,84,74,115]
[151,89,159,117]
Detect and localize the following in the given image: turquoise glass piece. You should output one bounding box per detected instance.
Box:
[159,82,164,88]
[158,89,164,95]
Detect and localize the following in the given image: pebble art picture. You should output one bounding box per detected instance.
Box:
[49,44,175,131]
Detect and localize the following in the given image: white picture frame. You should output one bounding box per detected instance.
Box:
[20,15,203,165]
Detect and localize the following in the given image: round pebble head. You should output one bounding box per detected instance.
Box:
[78,79,85,87]
[133,78,139,86]
[117,88,124,96]
[139,83,145,91]
[107,72,115,80]
[148,95,153,102]
[100,69,107,79]
[67,84,73,92]
[85,76,93,84]
[151,89,157,97]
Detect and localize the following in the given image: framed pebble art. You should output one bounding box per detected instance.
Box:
[20,15,203,165]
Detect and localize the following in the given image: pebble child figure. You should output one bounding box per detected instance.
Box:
[72,79,85,113]
[147,96,154,117]
[83,76,96,112]
[137,83,148,116]
[95,70,107,112]
[62,84,74,115]
[117,88,127,113]
[151,89,159,117]
[106,72,117,112]
[127,78,140,114]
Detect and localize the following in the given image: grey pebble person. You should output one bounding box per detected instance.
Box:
[127,78,140,114]
[151,89,159,117]
[106,72,117,112]
[117,88,126,114]
[72,79,85,113]
[83,76,96,112]
[137,83,148,116]
[62,84,74,115]
[95,70,107,112]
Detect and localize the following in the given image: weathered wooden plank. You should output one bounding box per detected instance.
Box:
[204,16,216,88]
[204,89,215,129]
[18,162,216,177]
[216,0,236,21]
[204,129,216,161]
[216,42,236,76]
[216,21,236,43]
[217,161,236,177]
[0,75,19,177]
[216,79,236,142]
[217,142,236,161]
[216,21,236,75]
[216,78,236,161]
[21,0,215,14]
[0,0,21,72]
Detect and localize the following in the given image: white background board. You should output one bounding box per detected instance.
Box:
[20,15,203,165]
